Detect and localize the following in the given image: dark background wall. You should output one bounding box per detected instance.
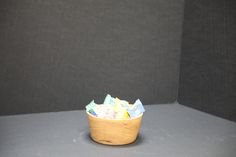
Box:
[0,0,184,115]
[178,0,236,121]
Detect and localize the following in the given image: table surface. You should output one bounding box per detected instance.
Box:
[0,103,236,157]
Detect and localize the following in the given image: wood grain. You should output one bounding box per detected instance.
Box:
[86,111,143,145]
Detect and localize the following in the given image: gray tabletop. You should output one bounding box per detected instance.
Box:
[0,103,236,157]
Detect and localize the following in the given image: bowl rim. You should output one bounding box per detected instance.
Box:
[86,111,143,121]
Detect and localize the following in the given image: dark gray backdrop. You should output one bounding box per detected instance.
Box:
[1,0,235,122]
[0,0,184,115]
[178,0,236,121]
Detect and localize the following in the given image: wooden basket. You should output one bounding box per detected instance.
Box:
[86,110,143,145]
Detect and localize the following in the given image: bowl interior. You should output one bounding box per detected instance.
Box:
[86,110,143,121]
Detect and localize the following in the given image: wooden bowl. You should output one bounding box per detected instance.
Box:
[86,111,143,145]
